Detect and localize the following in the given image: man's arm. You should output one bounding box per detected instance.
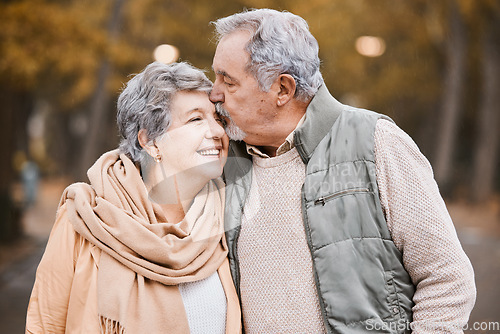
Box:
[374,119,476,333]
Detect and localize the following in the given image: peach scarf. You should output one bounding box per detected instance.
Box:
[61,150,239,333]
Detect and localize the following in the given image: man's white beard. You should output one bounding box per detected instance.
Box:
[215,103,247,141]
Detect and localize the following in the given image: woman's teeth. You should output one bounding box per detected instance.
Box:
[198,149,219,156]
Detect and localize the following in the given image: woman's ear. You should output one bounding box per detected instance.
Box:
[138,129,158,158]
[277,74,296,107]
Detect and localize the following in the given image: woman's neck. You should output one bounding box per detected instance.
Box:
[143,164,206,224]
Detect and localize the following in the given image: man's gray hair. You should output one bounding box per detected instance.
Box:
[117,61,212,163]
[212,8,323,102]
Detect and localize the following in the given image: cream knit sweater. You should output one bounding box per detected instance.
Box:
[237,119,475,333]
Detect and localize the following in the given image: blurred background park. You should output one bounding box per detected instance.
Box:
[0,0,499,332]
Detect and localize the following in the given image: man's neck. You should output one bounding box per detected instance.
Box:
[252,110,307,157]
[243,98,309,157]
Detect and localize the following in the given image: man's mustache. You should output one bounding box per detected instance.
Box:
[215,102,229,118]
[214,102,247,141]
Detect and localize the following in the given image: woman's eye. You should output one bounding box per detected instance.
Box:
[188,117,202,123]
[224,81,234,87]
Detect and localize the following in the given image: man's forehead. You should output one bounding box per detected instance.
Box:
[212,32,251,77]
[220,29,252,42]
[216,30,252,55]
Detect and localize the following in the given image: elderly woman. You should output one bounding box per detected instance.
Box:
[26,62,241,334]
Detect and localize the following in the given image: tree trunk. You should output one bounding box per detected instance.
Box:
[471,12,500,202]
[433,2,467,192]
[0,90,30,243]
[79,0,124,180]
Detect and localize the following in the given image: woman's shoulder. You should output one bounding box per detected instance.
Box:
[52,181,94,235]
[59,182,96,207]
[50,196,98,259]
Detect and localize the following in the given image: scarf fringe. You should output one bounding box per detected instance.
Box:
[100,315,125,334]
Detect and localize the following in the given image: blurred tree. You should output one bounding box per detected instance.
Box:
[0,90,27,242]
[79,0,125,180]
[433,0,468,191]
[470,1,500,202]
[0,0,110,178]
[0,0,85,242]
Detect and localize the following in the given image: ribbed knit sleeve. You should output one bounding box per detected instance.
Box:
[374,119,476,333]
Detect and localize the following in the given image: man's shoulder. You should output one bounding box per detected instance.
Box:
[339,105,392,124]
[314,106,392,140]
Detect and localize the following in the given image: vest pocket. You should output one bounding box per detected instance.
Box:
[313,187,370,206]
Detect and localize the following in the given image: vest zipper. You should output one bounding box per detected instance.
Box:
[232,203,244,303]
[314,188,370,206]
[301,184,332,334]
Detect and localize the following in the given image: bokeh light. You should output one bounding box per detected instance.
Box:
[153,44,180,64]
[355,36,386,57]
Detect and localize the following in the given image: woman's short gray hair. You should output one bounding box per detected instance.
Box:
[212,8,323,102]
[117,61,212,163]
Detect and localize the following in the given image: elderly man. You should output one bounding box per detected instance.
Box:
[210,8,475,334]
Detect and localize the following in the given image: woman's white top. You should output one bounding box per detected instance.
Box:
[178,271,227,333]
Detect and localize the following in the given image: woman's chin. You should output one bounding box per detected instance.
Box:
[195,161,224,181]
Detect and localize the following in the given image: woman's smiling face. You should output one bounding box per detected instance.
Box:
[155,90,228,182]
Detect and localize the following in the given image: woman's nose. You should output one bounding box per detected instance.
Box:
[207,117,225,139]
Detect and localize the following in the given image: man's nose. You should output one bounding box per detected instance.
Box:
[209,83,224,103]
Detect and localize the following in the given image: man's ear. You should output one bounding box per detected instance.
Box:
[277,74,296,107]
[138,129,158,157]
